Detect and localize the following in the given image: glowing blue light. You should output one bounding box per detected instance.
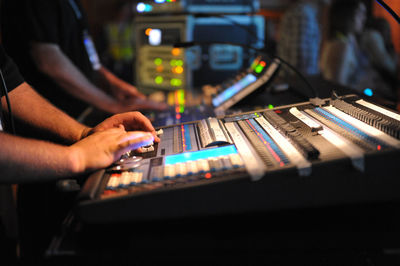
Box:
[363,88,373,97]
[165,145,238,165]
[155,0,165,3]
[212,74,257,107]
[136,3,146,12]
[145,4,153,11]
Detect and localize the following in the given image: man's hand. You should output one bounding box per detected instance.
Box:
[110,77,146,101]
[99,66,168,112]
[81,111,160,142]
[70,127,154,173]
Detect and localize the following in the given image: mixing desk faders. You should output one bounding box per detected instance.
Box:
[77,95,400,223]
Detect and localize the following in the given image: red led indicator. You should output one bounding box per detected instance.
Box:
[259,61,266,67]
[205,173,212,179]
[377,145,381,151]
[176,114,181,120]
[103,190,116,196]
[274,110,282,114]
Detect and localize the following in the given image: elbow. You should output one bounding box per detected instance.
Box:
[32,54,56,76]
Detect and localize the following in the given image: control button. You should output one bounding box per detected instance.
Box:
[207,158,216,172]
[208,158,223,172]
[119,172,132,189]
[106,174,121,190]
[229,154,244,168]
[175,163,187,177]
[137,143,154,153]
[186,161,198,175]
[150,166,163,182]
[156,129,164,136]
[221,156,232,170]
[164,165,175,179]
[197,159,210,173]
[129,171,143,186]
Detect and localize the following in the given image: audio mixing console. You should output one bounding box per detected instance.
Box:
[77,95,400,223]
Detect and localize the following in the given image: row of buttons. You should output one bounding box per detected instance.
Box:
[104,153,244,191]
[161,153,243,181]
[106,171,144,190]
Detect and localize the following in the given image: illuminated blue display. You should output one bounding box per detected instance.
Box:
[363,88,373,97]
[165,145,238,165]
[212,74,257,107]
[183,124,192,151]
[155,0,165,3]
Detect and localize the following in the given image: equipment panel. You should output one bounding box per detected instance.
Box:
[77,95,400,223]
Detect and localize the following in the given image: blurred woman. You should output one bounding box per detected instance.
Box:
[320,0,396,100]
[361,17,398,85]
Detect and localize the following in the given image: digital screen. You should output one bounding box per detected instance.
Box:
[212,74,257,107]
[142,28,181,46]
[165,145,238,165]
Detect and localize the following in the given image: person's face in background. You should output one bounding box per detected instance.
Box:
[353,2,367,34]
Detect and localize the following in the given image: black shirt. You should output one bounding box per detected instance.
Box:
[1,0,95,118]
[0,46,24,95]
[0,45,25,130]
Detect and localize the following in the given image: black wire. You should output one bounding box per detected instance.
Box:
[375,0,400,24]
[272,54,317,98]
[0,69,16,135]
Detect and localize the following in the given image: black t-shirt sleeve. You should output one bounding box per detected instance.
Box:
[0,46,24,94]
[25,0,62,44]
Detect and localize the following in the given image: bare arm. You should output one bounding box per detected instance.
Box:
[30,42,129,113]
[4,82,89,143]
[31,42,167,112]
[0,132,80,183]
[97,66,168,110]
[0,128,154,184]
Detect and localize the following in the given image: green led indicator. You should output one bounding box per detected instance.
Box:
[255,65,264,73]
[154,58,162,65]
[178,89,185,103]
[268,104,274,109]
[250,60,258,70]
[254,113,259,117]
[176,60,183,66]
[171,79,182,86]
[170,60,176,67]
[155,76,163,84]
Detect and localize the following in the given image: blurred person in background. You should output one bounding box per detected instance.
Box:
[360,17,398,88]
[277,0,331,78]
[1,0,166,123]
[320,0,396,101]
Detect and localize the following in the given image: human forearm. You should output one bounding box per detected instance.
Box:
[0,132,80,183]
[6,83,90,144]
[0,128,155,184]
[30,43,123,113]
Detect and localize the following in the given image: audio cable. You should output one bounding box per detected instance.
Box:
[0,68,16,135]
